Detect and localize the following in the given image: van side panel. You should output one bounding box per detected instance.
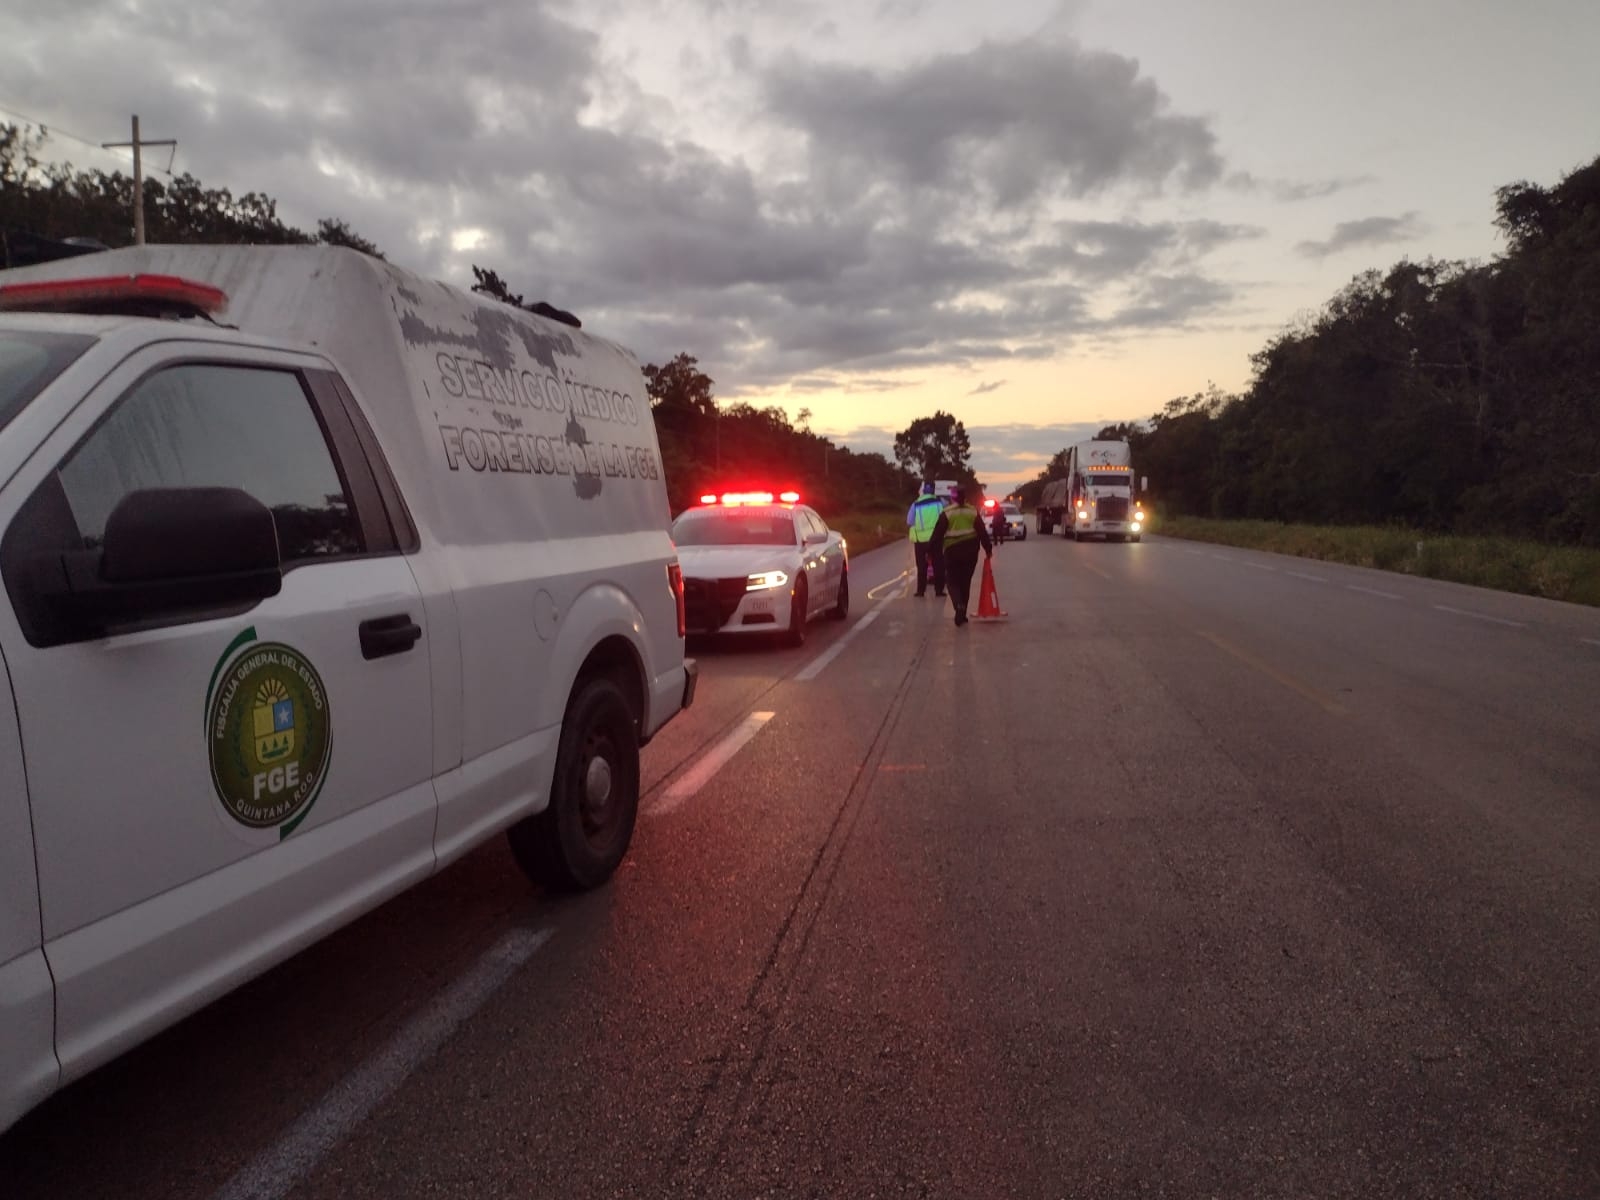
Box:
[0,647,60,1131]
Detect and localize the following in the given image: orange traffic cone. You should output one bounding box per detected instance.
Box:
[974,557,1008,621]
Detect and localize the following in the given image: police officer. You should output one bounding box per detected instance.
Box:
[930,484,993,626]
[906,480,946,597]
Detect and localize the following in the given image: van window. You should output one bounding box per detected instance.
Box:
[0,328,95,433]
[58,364,362,561]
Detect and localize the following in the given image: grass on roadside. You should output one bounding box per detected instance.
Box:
[1154,515,1600,607]
[829,506,911,556]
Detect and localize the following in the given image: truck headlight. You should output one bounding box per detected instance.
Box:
[746,570,789,591]
[1076,510,1088,521]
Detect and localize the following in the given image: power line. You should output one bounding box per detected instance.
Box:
[0,100,174,175]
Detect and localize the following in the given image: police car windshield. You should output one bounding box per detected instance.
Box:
[673,506,798,547]
[1001,504,1022,515]
[0,329,95,434]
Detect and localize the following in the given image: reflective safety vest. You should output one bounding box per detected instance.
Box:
[908,495,943,543]
[943,505,979,545]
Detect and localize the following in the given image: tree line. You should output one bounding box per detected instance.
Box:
[1020,152,1600,547]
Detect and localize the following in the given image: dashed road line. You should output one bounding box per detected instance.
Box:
[1243,561,1277,572]
[651,711,776,815]
[1433,605,1526,629]
[1211,553,1234,562]
[795,608,886,681]
[212,928,553,1200]
[1582,638,1600,647]
[1286,570,1327,582]
[1347,585,1403,600]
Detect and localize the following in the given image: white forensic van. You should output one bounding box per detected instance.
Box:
[0,246,695,1132]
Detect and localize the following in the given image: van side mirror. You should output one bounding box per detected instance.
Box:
[47,487,282,628]
[1141,476,1149,493]
[804,530,828,546]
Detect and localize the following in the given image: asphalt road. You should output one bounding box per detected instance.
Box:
[4,530,1598,1199]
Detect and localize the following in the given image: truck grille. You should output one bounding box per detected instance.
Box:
[683,577,748,633]
[1098,497,1129,521]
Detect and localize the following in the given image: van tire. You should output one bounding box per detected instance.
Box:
[785,579,809,647]
[829,570,849,620]
[508,676,639,891]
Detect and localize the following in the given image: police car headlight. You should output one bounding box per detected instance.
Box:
[746,570,789,591]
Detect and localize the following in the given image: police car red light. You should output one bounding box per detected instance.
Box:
[703,490,801,507]
[0,274,229,315]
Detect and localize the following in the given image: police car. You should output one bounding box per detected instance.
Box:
[982,498,1028,541]
[671,492,848,646]
[0,246,695,1132]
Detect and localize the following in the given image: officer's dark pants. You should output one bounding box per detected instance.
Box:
[944,539,981,620]
[913,539,944,595]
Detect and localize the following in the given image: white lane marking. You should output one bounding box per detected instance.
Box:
[651,712,776,815]
[867,570,910,600]
[1347,585,1403,600]
[795,605,886,682]
[1244,561,1277,572]
[1183,548,1205,556]
[1286,570,1327,582]
[1434,604,1526,629]
[1582,638,1600,647]
[213,928,552,1200]
[1211,553,1234,561]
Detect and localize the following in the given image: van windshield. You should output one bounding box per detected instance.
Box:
[0,328,95,434]
[673,506,798,547]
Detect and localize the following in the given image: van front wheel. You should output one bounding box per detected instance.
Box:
[508,676,639,891]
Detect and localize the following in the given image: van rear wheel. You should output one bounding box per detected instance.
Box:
[508,676,639,891]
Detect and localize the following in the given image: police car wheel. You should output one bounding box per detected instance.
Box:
[507,676,639,891]
[784,579,809,647]
[829,569,849,620]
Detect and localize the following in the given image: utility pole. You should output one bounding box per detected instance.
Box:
[103,115,175,246]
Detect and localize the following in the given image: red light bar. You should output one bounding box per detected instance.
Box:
[0,274,229,315]
[700,490,801,507]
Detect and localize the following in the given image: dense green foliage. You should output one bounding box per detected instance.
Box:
[0,123,381,259]
[645,354,915,515]
[1021,153,1600,546]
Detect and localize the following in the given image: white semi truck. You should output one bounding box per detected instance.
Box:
[1036,440,1146,541]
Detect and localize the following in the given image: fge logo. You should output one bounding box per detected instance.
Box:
[207,633,331,840]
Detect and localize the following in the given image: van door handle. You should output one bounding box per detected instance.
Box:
[359,614,422,660]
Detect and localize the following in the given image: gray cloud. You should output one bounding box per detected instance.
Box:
[1227,171,1375,202]
[0,1,1248,402]
[766,37,1224,208]
[1296,212,1427,259]
[967,379,1007,396]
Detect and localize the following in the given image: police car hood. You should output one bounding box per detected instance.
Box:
[676,544,798,579]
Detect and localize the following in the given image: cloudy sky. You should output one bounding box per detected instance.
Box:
[3,0,1597,491]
